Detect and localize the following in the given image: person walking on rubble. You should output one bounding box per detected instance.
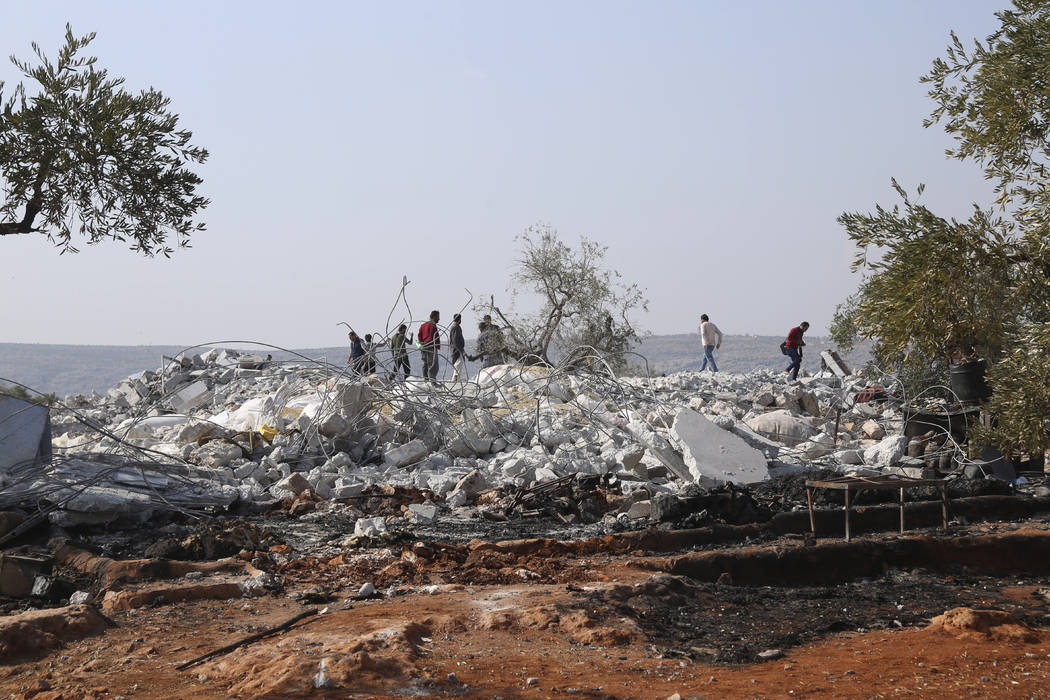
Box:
[363,333,378,375]
[698,314,723,373]
[418,310,441,383]
[469,321,507,368]
[390,324,412,378]
[449,313,467,381]
[782,321,809,380]
[347,331,366,375]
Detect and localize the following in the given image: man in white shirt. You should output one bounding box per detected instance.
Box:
[698,314,723,372]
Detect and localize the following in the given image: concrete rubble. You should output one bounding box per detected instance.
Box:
[1,346,1019,531]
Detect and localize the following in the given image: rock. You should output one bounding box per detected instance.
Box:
[883,465,936,479]
[331,481,365,500]
[928,607,1040,643]
[384,439,429,467]
[317,411,350,438]
[526,677,539,686]
[863,435,908,468]
[69,590,90,605]
[798,440,833,459]
[452,470,487,497]
[626,500,651,519]
[757,648,784,660]
[353,517,387,537]
[615,419,693,483]
[407,503,438,524]
[751,391,775,407]
[313,658,332,689]
[861,419,885,440]
[357,581,376,599]
[173,419,219,444]
[617,445,646,473]
[744,410,816,447]
[710,414,734,430]
[671,408,768,485]
[729,423,781,459]
[798,392,820,416]
[834,449,864,465]
[170,380,211,413]
[650,492,680,521]
[272,473,310,498]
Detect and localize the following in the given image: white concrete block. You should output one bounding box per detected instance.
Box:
[407,503,438,524]
[354,516,387,537]
[671,408,768,485]
[863,435,909,468]
[385,439,429,467]
[171,381,211,413]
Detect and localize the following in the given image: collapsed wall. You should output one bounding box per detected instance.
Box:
[0,346,1010,531]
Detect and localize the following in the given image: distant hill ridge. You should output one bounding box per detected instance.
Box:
[0,335,869,396]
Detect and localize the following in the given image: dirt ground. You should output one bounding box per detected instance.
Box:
[2,517,1050,699]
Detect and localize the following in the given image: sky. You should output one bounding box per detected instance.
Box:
[1,0,1007,348]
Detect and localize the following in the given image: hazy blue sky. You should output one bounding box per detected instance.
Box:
[2,1,1005,347]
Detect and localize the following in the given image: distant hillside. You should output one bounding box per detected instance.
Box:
[0,335,869,397]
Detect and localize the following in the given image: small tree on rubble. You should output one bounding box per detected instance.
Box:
[478,223,648,371]
[0,26,209,256]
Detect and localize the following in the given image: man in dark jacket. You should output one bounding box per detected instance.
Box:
[783,321,809,380]
[418,310,441,382]
[449,313,466,381]
[347,331,366,374]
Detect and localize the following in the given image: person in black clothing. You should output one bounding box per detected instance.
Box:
[449,313,467,381]
[347,331,366,374]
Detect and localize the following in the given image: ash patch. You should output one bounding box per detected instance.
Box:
[70,517,281,560]
[588,571,1050,664]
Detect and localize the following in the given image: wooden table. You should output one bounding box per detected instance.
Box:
[804,475,950,542]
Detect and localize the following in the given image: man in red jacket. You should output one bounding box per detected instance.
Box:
[418,310,441,383]
[783,321,809,380]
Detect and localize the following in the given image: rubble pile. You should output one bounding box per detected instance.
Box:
[1,345,1025,536]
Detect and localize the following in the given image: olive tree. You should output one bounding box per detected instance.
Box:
[834,0,1050,454]
[0,26,208,256]
[477,223,648,371]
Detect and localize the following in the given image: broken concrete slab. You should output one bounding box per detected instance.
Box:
[671,408,768,485]
[407,503,438,524]
[170,380,211,413]
[385,439,428,467]
[863,435,908,468]
[354,516,387,537]
[618,420,693,483]
[743,410,815,447]
[820,350,850,377]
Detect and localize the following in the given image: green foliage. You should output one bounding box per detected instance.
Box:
[923,0,1050,220]
[0,26,208,256]
[975,321,1050,453]
[477,223,648,371]
[837,181,1017,366]
[837,0,1050,453]
[0,383,56,406]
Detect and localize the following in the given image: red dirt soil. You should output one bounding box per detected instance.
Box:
[2,524,1050,699]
